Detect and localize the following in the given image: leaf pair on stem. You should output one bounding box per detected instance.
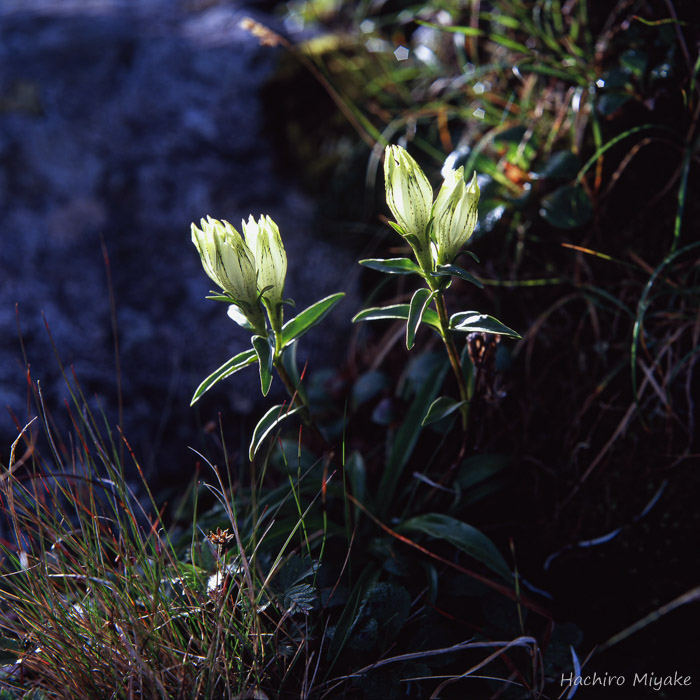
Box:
[189,145,519,451]
[191,213,344,457]
[354,145,519,430]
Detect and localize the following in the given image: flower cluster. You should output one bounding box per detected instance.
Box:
[191,214,287,333]
[384,144,479,271]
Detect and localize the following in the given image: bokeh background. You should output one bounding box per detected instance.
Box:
[2,0,699,695]
[0,0,359,488]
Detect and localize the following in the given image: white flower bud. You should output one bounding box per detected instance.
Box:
[433,168,479,264]
[191,216,259,309]
[242,214,287,308]
[384,144,434,246]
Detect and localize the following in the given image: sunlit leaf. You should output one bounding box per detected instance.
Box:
[280,293,345,349]
[359,258,423,275]
[191,349,257,405]
[249,404,303,460]
[226,304,255,330]
[416,20,483,37]
[450,311,520,338]
[352,304,441,332]
[252,335,273,396]
[432,264,484,288]
[206,293,236,303]
[406,288,433,349]
[489,33,530,54]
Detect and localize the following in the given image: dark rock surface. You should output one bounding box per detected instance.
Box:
[0,0,357,484]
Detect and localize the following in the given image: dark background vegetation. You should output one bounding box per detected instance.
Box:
[1,0,699,697]
[259,0,700,692]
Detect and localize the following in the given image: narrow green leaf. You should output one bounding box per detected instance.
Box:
[406,288,433,350]
[575,124,658,185]
[422,396,467,426]
[631,241,700,410]
[327,566,379,662]
[387,221,407,237]
[249,404,303,460]
[632,16,688,27]
[206,293,236,303]
[191,349,257,405]
[359,258,423,275]
[281,341,309,405]
[457,249,480,264]
[398,513,512,581]
[450,311,520,338]
[513,62,588,85]
[479,12,521,30]
[379,359,448,513]
[489,34,531,54]
[403,233,422,250]
[352,304,441,332]
[416,20,483,37]
[346,450,368,516]
[280,293,345,349]
[432,264,484,289]
[252,335,273,396]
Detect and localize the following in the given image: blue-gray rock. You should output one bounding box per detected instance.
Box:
[0,0,357,486]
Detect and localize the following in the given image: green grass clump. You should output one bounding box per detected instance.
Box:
[1,363,560,698]
[0,374,318,698]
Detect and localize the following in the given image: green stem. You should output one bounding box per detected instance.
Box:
[274,356,304,410]
[272,339,327,446]
[434,292,470,431]
[414,247,471,433]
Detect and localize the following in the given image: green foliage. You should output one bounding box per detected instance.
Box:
[422,396,467,425]
[352,303,441,331]
[191,347,257,404]
[7,1,698,698]
[252,409,312,464]
[279,292,345,349]
[450,311,521,337]
[397,513,512,581]
[0,377,307,698]
[359,257,422,275]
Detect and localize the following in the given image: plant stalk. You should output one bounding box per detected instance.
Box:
[434,291,470,431]
[273,351,327,446]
